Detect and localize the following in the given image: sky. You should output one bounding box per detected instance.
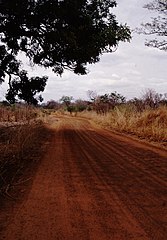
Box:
[0,0,167,102]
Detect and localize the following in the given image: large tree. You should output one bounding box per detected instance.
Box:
[0,0,131,81]
[140,0,167,51]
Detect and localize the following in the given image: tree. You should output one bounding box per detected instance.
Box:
[46,100,61,110]
[0,45,20,84]
[109,91,126,105]
[139,0,167,51]
[142,88,165,108]
[60,96,74,107]
[87,91,126,114]
[87,90,98,101]
[75,99,88,112]
[6,70,47,105]
[0,0,131,81]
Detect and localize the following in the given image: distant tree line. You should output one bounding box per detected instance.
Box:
[43,89,167,115]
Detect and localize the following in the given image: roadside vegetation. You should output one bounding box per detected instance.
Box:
[81,105,167,145]
[0,88,166,199]
[81,90,167,145]
[0,0,166,200]
[0,104,52,199]
[45,89,167,146]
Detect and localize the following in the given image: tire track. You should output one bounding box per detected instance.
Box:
[1,116,167,240]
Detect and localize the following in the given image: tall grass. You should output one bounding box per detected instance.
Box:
[79,105,167,144]
[0,105,39,124]
[0,105,52,198]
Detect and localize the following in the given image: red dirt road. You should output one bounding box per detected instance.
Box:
[1,116,167,240]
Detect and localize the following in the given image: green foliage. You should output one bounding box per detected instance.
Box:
[76,105,87,112]
[6,70,47,105]
[67,105,76,113]
[0,0,131,77]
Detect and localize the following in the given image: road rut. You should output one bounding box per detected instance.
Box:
[1,116,167,240]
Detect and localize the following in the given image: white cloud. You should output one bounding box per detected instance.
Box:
[111,74,120,79]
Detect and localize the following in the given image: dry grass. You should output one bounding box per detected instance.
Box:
[79,105,167,145]
[0,106,52,199]
[0,105,37,123]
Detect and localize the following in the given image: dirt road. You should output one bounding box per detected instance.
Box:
[1,116,167,240]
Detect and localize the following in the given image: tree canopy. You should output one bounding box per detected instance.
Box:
[139,0,167,51]
[6,70,47,105]
[0,0,131,81]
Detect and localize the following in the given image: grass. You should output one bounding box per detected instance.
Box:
[0,105,54,236]
[0,103,166,198]
[0,105,52,199]
[79,105,167,146]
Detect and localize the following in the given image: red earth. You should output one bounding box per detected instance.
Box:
[1,116,167,240]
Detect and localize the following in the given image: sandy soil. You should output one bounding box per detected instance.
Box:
[1,116,167,240]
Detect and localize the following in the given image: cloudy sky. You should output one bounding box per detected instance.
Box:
[0,0,166,102]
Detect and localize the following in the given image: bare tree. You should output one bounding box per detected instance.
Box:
[138,0,167,51]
